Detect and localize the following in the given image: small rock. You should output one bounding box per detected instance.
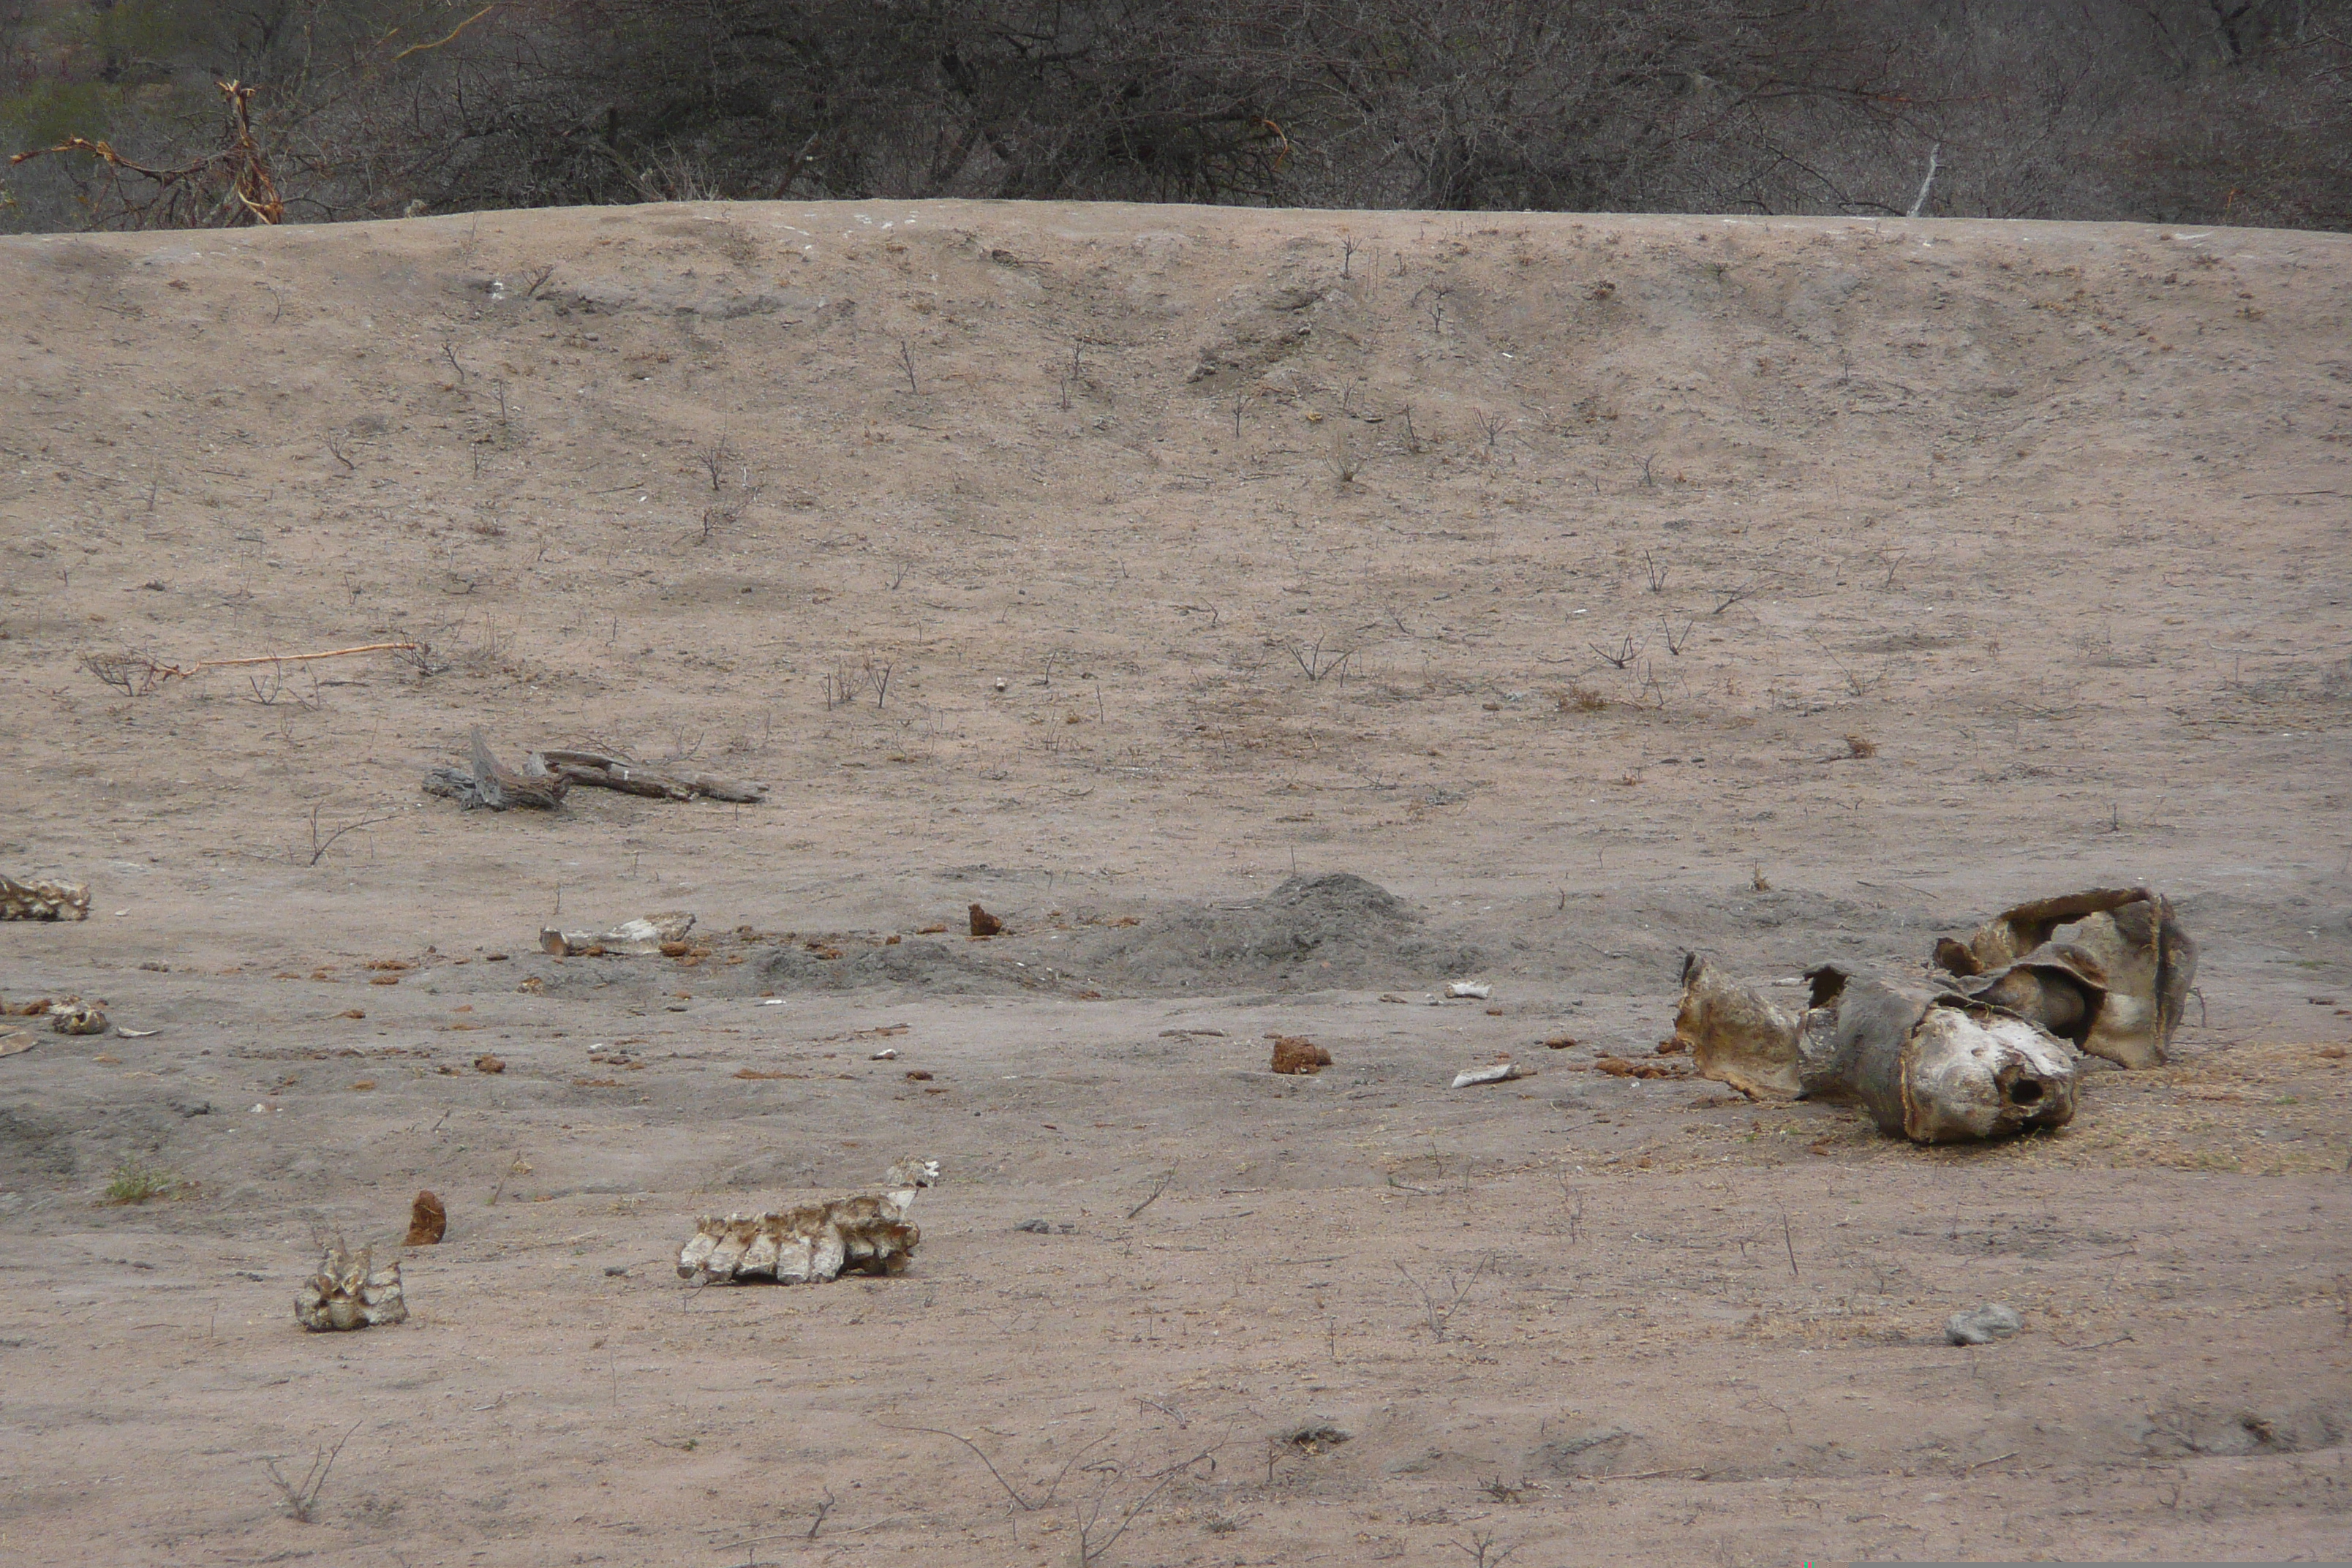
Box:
[1014,1218,1050,1234]
[175,1100,212,1117]
[1947,1303,2024,1346]
[969,902,1003,938]
[1056,1223,1075,1235]
[603,1264,629,1277]
[473,1054,505,1074]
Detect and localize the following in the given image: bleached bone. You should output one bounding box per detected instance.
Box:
[1675,958,2077,1143]
[1,875,90,921]
[678,1156,938,1285]
[539,911,696,956]
[1933,887,2195,1068]
[295,1243,408,1331]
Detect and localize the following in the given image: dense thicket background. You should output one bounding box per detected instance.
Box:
[2,0,2345,231]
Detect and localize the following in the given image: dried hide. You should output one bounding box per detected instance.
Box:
[1,875,89,921]
[1934,888,2195,1068]
[295,1243,408,1331]
[1673,954,1801,1098]
[1676,957,2078,1143]
[1798,967,2077,1142]
[678,1157,937,1285]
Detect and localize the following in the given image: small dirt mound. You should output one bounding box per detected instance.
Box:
[744,873,1481,999]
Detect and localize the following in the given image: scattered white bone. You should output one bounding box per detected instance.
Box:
[1451,1061,1534,1088]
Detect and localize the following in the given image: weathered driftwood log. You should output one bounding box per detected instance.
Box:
[422,728,570,811]
[1674,956,2077,1143]
[678,1157,937,1285]
[533,749,766,804]
[1933,887,2195,1068]
[295,1243,408,1330]
[538,911,696,957]
[1,875,90,921]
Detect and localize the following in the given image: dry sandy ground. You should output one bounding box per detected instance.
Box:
[1,199,2349,1565]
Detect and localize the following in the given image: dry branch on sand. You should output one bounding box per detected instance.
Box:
[423,729,569,811]
[677,1158,938,1284]
[78,641,420,697]
[533,748,766,803]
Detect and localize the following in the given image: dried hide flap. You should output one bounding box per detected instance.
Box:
[678,1157,937,1286]
[1673,953,1801,1098]
[295,1243,408,1331]
[1934,887,2195,1068]
[1675,957,2078,1143]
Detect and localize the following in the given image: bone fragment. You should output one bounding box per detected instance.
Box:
[539,911,696,956]
[1446,981,1493,1000]
[1675,957,2077,1142]
[1,875,90,921]
[295,1243,408,1330]
[1450,1060,1534,1088]
[1934,887,2195,1068]
[679,1157,938,1285]
[50,1004,108,1036]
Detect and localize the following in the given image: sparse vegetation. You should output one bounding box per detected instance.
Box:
[1558,685,1607,713]
[103,1156,177,1205]
[1,3,2346,233]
